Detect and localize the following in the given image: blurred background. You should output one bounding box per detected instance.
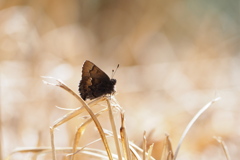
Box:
[1,0,240,159]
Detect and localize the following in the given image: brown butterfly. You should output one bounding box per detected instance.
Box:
[78,60,117,100]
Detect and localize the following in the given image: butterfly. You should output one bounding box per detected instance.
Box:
[78,60,118,100]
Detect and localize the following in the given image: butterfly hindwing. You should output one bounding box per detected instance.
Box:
[79,60,116,100]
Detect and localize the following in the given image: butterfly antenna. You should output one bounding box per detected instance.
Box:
[111,64,119,78]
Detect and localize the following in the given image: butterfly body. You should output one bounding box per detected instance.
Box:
[79,60,116,100]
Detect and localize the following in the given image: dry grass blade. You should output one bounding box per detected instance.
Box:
[71,108,108,160]
[120,112,132,160]
[161,134,174,160]
[9,147,52,153]
[129,145,141,160]
[69,135,112,156]
[0,77,2,160]
[143,131,147,160]
[174,97,221,160]
[22,147,119,159]
[49,97,104,160]
[79,150,114,160]
[51,97,103,128]
[147,143,154,160]
[166,135,174,160]
[214,136,231,160]
[106,98,122,160]
[103,128,147,160]
[129,142,155,160]
[74,148,119,160]
[6,147,76,160]
[101,129,149,160]
[43,77,113,160]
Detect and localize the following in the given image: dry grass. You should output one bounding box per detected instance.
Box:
[6,77,222,160]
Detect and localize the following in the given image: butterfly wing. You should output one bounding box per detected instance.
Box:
[79,60,116,100]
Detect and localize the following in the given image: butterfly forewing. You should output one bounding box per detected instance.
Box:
[79,60,116,100]
[82,61,110,79]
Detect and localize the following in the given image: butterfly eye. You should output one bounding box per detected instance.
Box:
[110,79,117,85]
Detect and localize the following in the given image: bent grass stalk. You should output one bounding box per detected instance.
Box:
[173,97,221,160]
[43,77,113,160]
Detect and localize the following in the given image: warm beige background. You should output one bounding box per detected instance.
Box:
[1,0,240,159]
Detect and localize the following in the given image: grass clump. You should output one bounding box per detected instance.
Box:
[6,77,226,160]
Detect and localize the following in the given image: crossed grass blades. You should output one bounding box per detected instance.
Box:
[6,77,228,160]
